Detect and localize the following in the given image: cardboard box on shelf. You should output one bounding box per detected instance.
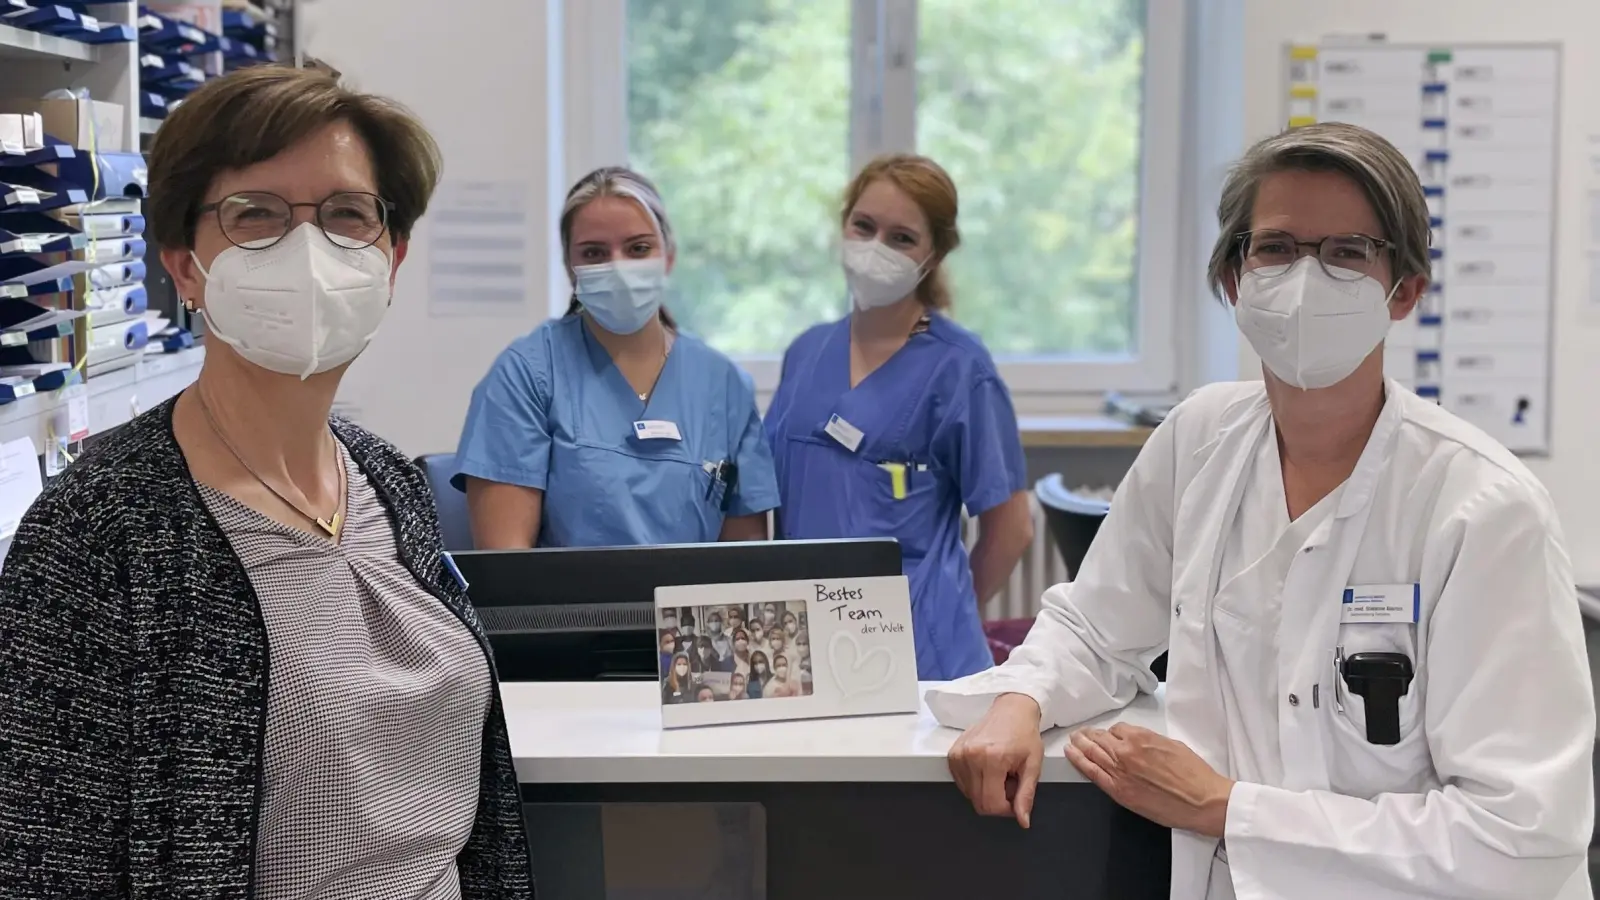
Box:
[0,99,127,154]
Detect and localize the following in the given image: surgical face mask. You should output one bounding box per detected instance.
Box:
[709,621,722,635]
[841,239,925,310]
[574,257,667,334]
[755,663,768,675]
[1235,256,1397,390]
[194,222,393,380]
[776,665,789,680]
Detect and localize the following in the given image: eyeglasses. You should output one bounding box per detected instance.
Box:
[1238,229,1393,282]
[197,191,394,251]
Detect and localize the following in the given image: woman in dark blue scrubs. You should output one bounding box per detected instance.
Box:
[764,154,1036,680]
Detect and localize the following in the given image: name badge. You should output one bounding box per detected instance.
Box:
[633,419,683,441]
[442,552,470,591]
[824,414,864,452]
[1341,584,1420,624]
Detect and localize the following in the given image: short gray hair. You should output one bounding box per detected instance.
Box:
[1206,122,1431,300]
[559,166,675,259]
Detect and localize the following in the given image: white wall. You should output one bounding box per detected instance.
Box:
[1240,0,1600,581]
[298,0,562,457]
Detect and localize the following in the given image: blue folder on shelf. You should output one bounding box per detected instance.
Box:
[158,328,193,353]
[140,91,170,120]
[218,35,259,61]
[0,226,85,257]
[54,10,137,43]
[0,300,85,346]
[0,276,70,301]
[140,53,206,89]
[138,8,219,53]
[11,4,81,35]
[73,22,138,43]
[1,0,30,19]
[1,168,89,210]
[0,141,77,168]
[222,8,275,39]
[0,363,73,397]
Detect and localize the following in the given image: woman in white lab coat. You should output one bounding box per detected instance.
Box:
[934,121,1595,900]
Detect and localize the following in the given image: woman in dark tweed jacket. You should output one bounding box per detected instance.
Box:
[0,67,533,899]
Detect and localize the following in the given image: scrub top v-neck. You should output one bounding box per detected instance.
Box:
[764,314,1028,680]
[454,315,779,548]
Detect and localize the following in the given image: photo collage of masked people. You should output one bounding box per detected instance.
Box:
[659,602,813,704]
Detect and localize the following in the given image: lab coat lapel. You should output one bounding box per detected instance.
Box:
[1164,394,1271,900]
[1276,381,1404,792]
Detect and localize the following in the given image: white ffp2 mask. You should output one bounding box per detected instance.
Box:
[1235,256,1397,390]
[194,223,393,380]
[841,239,925,310]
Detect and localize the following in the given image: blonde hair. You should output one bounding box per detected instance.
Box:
[560,166,676,325]
[840,154,962,310]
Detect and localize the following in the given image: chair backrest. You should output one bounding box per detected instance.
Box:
[1033,473,1110,582]
[415,452,474,552]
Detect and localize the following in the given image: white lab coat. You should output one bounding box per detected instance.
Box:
[927,380,1595,900]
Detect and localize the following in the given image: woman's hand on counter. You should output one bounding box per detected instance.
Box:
[1066,723,1234,838]
[947,692,1046,828]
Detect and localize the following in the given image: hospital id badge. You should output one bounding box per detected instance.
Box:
[1341,584,1420,624]
[632,420,683,441]
[824,414,864,452]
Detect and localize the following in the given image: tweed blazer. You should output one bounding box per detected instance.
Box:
[0,396,535,899]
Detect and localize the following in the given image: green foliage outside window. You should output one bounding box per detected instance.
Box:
[627,0,1146,358]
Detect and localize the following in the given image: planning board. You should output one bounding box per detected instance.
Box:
[1284,42,1561,455]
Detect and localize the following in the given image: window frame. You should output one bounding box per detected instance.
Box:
[561,0,1190,404]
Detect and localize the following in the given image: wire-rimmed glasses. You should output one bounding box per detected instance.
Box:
[1238,229,1392,282]
[197,191,394,250]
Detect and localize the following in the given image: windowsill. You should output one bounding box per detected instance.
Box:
[1018,416,1153,449]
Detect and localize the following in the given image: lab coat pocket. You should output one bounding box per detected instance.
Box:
[1325,623,1433,797]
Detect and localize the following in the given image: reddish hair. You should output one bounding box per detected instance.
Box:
[840,153,962,310]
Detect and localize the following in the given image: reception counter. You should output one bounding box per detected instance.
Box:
[506,681,1173,900]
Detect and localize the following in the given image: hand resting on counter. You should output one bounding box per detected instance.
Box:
[948,693,1233,838]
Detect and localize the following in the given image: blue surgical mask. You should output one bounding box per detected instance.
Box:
[574,258,668,334]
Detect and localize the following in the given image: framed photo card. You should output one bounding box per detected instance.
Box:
[655,576,919,729]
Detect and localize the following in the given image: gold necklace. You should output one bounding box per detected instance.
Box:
[638,329,674,403]
[194,390,346,538]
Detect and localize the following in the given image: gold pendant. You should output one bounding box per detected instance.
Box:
[316,511,342,537]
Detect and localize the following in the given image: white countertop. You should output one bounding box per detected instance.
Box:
[504,680,1167,785]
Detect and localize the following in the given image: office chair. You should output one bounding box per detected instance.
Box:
[414,452,474,552]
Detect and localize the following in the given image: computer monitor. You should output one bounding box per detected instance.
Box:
[453,538,903,682]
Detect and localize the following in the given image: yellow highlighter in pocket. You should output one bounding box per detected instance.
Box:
[877,462,908,500]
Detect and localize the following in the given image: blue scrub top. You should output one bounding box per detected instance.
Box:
[764,315,1027,680]
[454,315,780,547]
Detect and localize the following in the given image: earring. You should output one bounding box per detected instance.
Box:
[183,298,196,313]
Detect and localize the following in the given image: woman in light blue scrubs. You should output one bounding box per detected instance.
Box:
[764,154,1036,680]
[455,167,779,548]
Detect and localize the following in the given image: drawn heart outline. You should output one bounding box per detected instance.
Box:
[828,630,896,699]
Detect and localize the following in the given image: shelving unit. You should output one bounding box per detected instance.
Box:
[0,21,103,64]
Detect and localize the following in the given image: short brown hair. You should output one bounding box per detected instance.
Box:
[146,65,442,249]
[841,154,962,310]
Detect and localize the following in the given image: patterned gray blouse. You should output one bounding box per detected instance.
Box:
[199,442,491,900]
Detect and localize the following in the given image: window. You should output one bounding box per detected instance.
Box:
[575,0,1187,397]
